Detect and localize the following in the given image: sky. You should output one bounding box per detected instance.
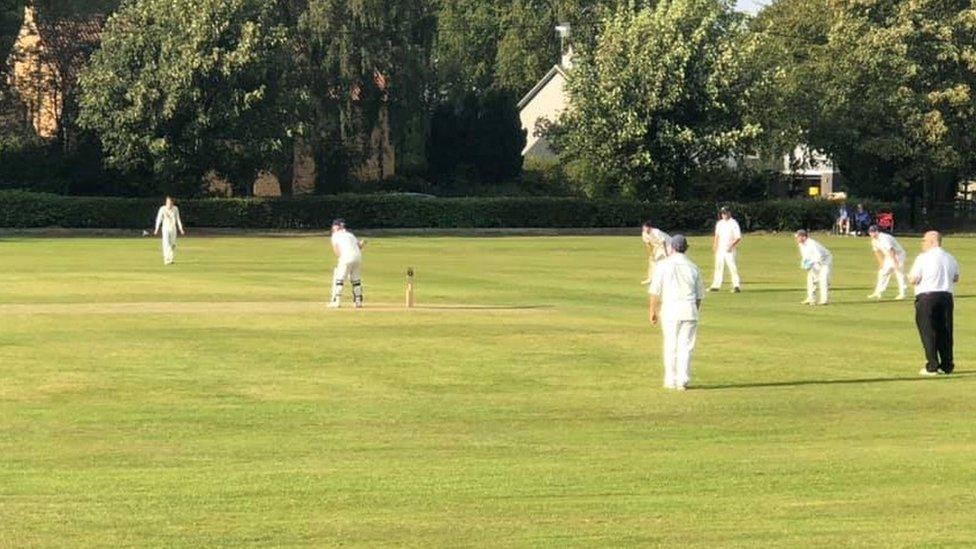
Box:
[736,0,770,14]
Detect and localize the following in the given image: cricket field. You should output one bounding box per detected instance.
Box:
[1,233,974,546]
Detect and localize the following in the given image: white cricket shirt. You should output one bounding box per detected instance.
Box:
[155,206,181,233]
[644,228,672,261]
[909,247,959,295]
[649,253,705,321]
[871,232,905,257]
[798,238,832,266]
[331,230,361,262]
[714,218,742,250]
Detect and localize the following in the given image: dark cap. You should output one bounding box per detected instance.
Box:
[795,229,808,238]
[331,218,346,227]
[868,224,879,234]
[671,234,689,253]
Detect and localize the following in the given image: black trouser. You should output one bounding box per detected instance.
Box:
[915,292,954,373]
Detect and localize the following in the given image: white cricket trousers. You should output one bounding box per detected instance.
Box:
[807,262,831,304]
[712,250,741,289]
[661,319,698,389]
[874,253,907,296]
[161,229,177,265]
[331,258,363,305]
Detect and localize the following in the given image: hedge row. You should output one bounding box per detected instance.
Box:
[0,190,905,231]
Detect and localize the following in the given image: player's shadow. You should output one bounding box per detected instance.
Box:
[697,371,976,390]
[732,286,874,294]
[419,305,551,310]
[826,294,976,306]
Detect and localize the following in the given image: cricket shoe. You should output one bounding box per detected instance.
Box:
[708,287,719,292]
[801,298,814,305]
[732,287,741,293]
[866,293,882,300]
[895,293,906,300]
[640,278,651,285]
[918,368,942,376]
[818,301,828,306]
[327,300,341,309]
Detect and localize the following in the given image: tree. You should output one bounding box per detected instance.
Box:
[433,0,506,97]
[78,0,297,193]
[298,0,436,187]
[494,0,608,96]
[549,0,760,198]
[426,90,526,181]
[0,0,24,80]
[750,0,976,204]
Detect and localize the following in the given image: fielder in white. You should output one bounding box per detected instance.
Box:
[710,207,742,293]
[867,225,907,300]
[649,235,704,391]
[328,219,365,308]
[153,196,185,265]
[794,229,832,305]
[640,220,672,285]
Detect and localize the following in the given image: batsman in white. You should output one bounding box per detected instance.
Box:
[153,196,185,265]
[710,206,742,293]
[867,224,907,300]
[648,235,704,391]
[328,218,365,308]
[640,220,672,285]
[794,229,832,305]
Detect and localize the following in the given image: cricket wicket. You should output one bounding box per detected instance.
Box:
[405,267,415,308]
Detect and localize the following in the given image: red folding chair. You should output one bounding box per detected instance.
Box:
[876,212,895,232]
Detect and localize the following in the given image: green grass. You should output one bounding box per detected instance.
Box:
[1,233,975,546]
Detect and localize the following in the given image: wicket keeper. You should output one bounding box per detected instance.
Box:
[794,230,832,305]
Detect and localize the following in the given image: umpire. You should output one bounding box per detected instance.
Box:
[908,231,960,376]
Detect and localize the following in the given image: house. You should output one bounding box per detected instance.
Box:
[6,3,103,141]
[5,3,395,197]
[517,25,841,196]
[517,26,573,159]
[782,145,839,197]
[254,70,395,197]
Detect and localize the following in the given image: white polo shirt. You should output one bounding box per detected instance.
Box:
[871,232,905,258]
[908,247,959,295]
[649,253,705,321]
[715,218,742,251]
[331,230,361,263]
[799,238,832,266]
[643,228,673,261]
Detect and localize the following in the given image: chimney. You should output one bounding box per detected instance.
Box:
[555,23,573,69]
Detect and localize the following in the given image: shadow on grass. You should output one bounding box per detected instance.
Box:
[724,285,872,294]
[823,294,976,307]
[417,305,553,310]
[696,371,976,390]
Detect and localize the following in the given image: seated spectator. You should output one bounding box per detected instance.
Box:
[836,203,851,235]
[853,204,872,235]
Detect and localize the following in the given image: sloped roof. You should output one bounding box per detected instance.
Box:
[517,64,568,110]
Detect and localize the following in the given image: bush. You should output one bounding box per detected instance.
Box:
[0,190,906,231]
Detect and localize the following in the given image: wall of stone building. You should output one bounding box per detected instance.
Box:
[201,170,283,198]
[292,139,316,195]
[8,5,59,139]
[252,170,282,197]
[351,106,395,182]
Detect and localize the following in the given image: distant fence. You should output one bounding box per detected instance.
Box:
[917,201,976,232]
